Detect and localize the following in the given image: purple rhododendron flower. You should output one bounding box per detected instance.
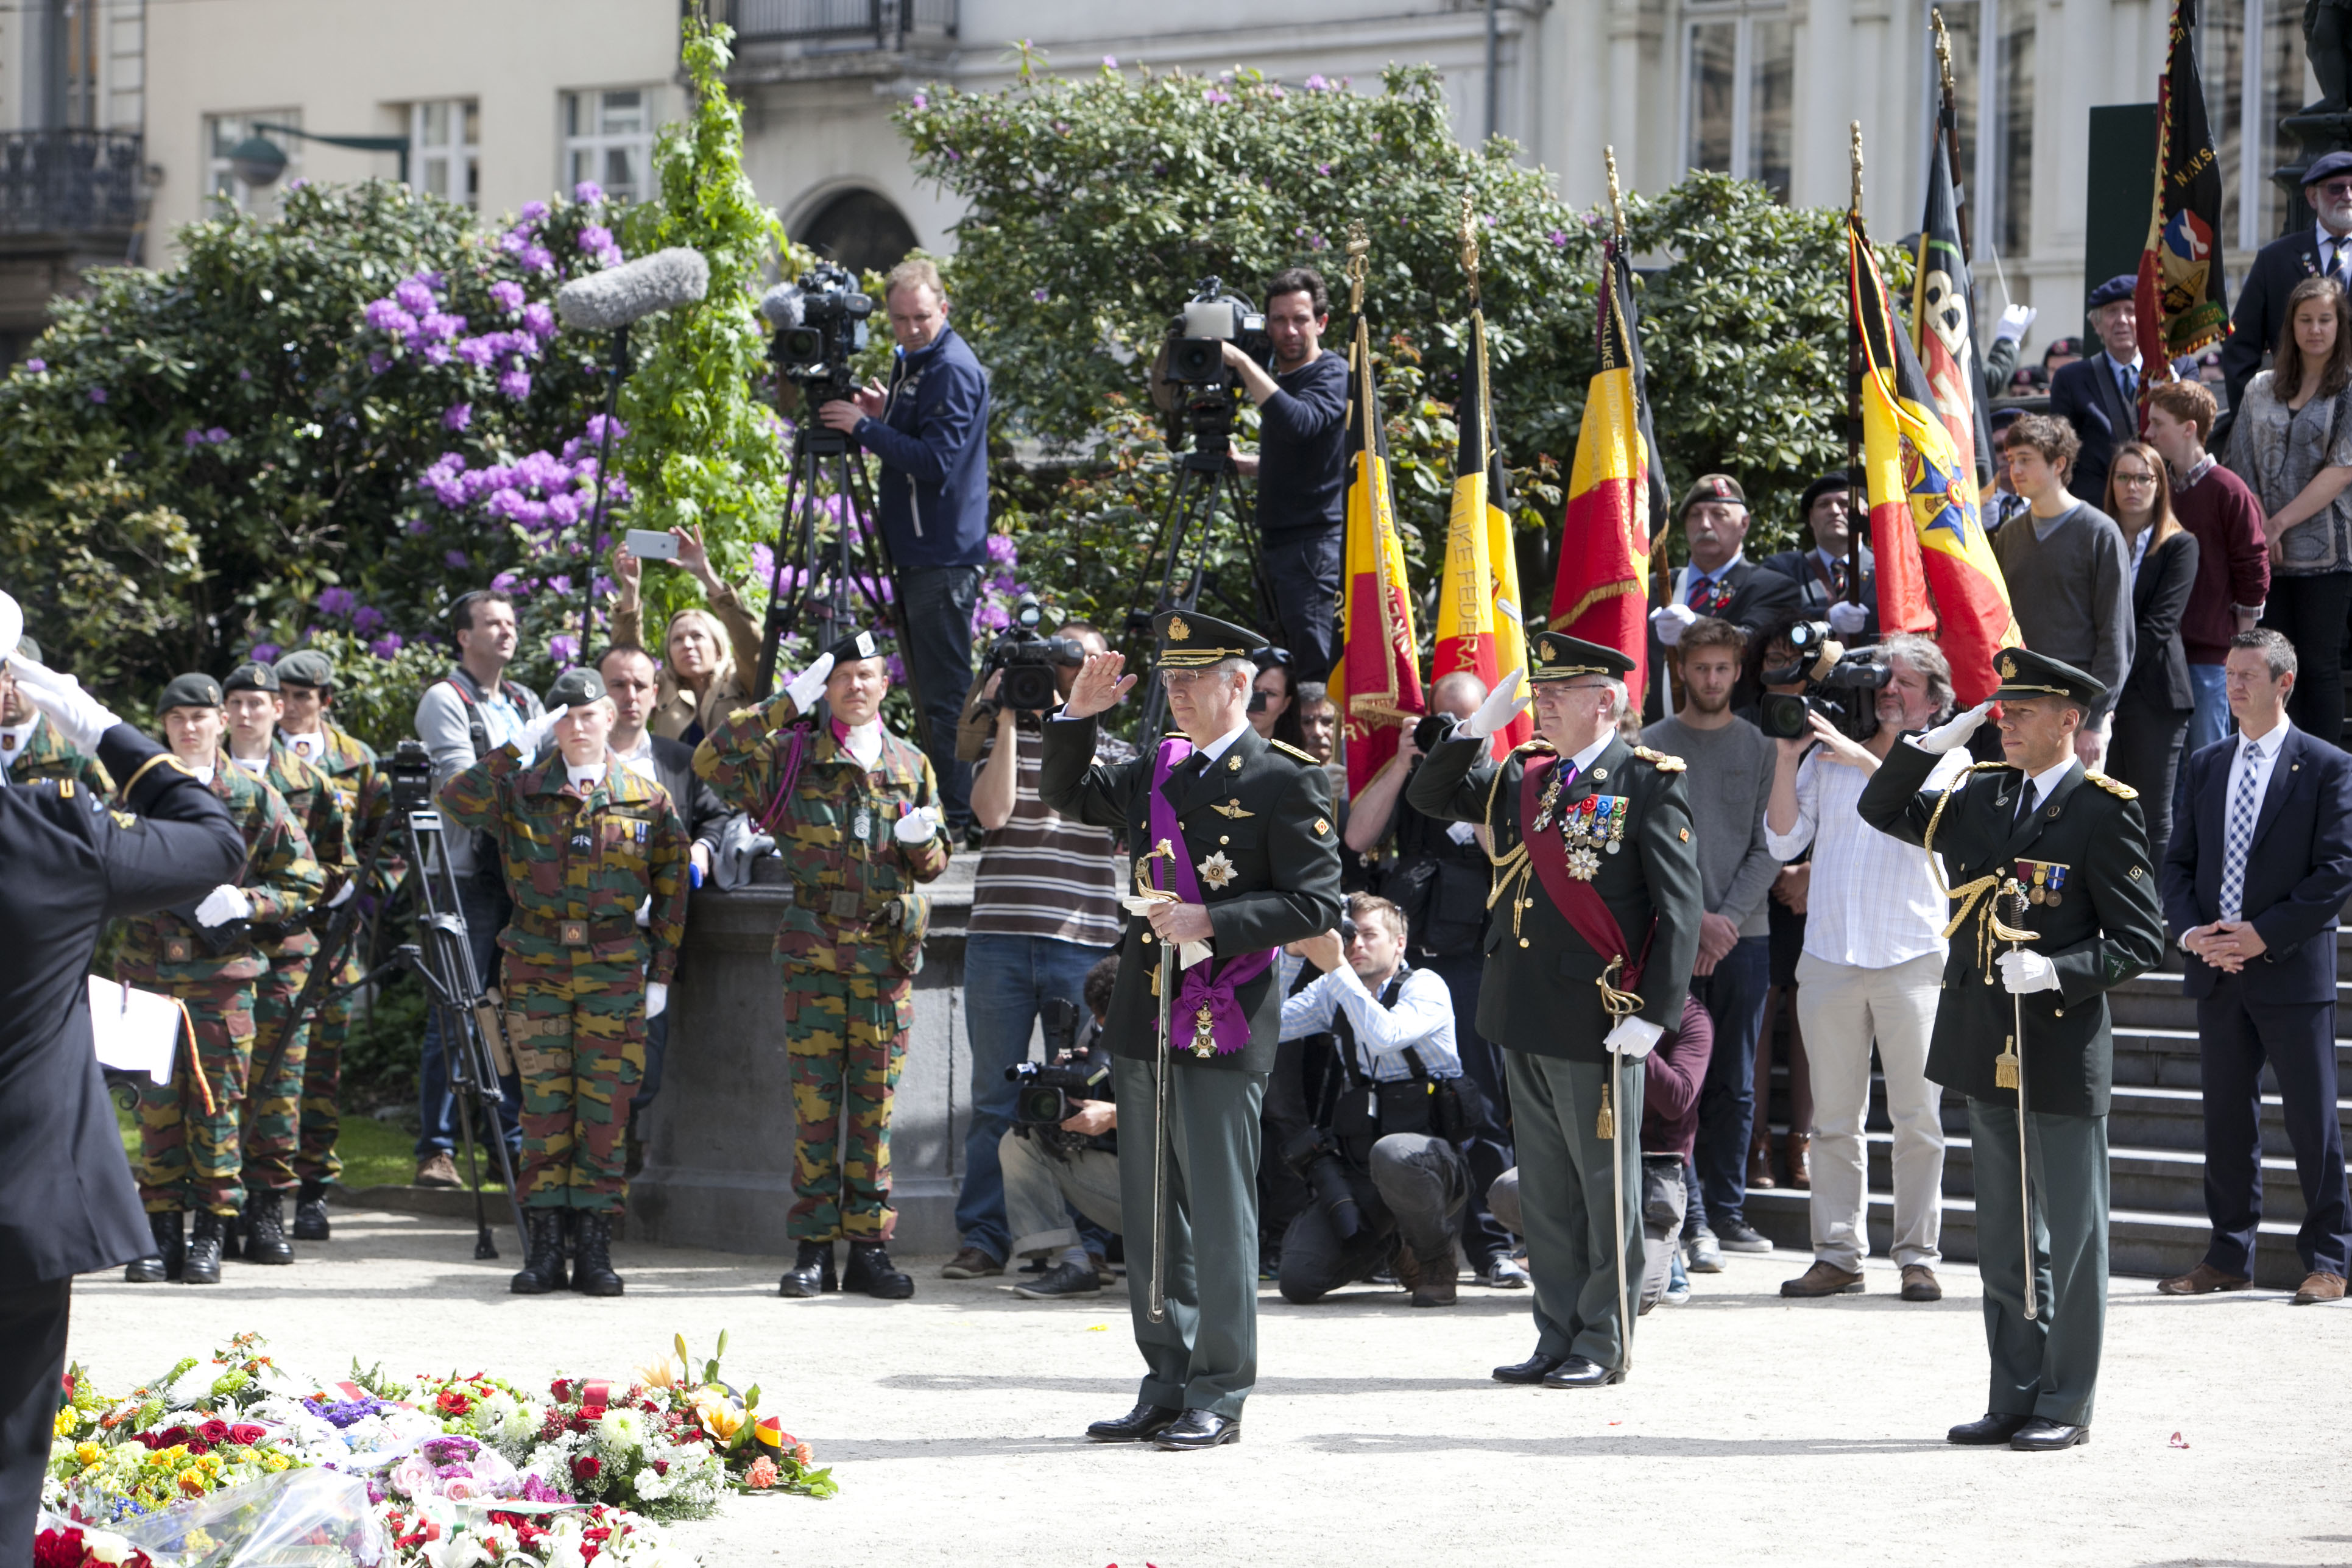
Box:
[405,518,431,535]
[421,311,466,342]
[574,181,605,204]
[1103,54,1118,67]
[549,633,580,665]
[394,278,436,314]
[910,92,927,108]
[88,387,107,403]
[317,587,357,616]
[489,280,526,313]
[1203,88,1232,105]
[499,228,528,256]
[423,344,453,367]
[23,358,44,372]
[366,300,416,334]
[498,369,532,400]
[520,245,554,274]
[521,200,549,223]
[751,542,775,583]
[443,403,471,431]
[351,606,386,635]
[367,351,390,375]
[985,534,1017,566]
[445,549,470,568]
[239,369,252,381]
[1548,228,1570,247]
[245,642,280,663]
[523,302,557,339]
[183,429,206,448]
[1033,288,1049,303]
[454,337,495,369]
[370,633,404,659]
[207,427,228,443]
[577,225,613,253]
[546,574,573,598]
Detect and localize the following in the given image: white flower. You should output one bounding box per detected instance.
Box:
[629,1465,669,1502]
[595,1407,646,1452]
[82,1530,132,1565]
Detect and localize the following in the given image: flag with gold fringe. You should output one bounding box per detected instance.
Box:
[2135,0,2229,378]
[1433,308,1532,757]
[1329,309,1425,797]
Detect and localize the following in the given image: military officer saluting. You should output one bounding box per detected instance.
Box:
[1407,633,1703,1389]
[0,632,111,792]
[1042,609,1342,1452]
[1858,648,2164,1452]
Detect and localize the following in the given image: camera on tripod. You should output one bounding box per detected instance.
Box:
[764,262,875,402]
[980,595,1086,716]
[1006,997,1100,1127]
[387,738,435,811]
[1757,620,1891,744]
[1154,278,1271,456]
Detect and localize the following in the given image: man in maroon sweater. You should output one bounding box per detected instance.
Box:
[2146,381,2269,753]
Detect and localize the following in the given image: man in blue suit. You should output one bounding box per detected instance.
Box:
[2049,274,2198,505]
[2160,628,2352,1304]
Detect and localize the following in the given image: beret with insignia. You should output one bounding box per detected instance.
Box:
[274,649,337,689]
[222,660,281,695]
[543,666,609,709]
[825,628,883,666]
[157,672,224,713]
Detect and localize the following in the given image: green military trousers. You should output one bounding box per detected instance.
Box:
[1505,1050,1646,1372]
[1965,1099,2109,1427]
[138,976,258,1217]
[242,955,312,1193]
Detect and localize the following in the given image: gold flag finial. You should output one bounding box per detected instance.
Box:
[1932,9,1957,97]
[1458,187,1481,306]
[1604,145,1627,241]
[1849,121,1865,217]
[1345,218,1370,316]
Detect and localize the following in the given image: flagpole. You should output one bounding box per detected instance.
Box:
[1607,146,1664,625]
[1932,9,1971,263]
[1846,123,1866,609]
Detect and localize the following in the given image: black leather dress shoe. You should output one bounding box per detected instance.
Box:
[1151,1409,1241,1450]
[1085,1403,1181,1443]
[1946,1412,2033,1446]
[1491,1352,1565,1385]
[1540,1355,1625,1389]
[2009,1419,2090,1451]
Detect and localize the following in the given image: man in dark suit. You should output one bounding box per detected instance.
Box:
[2049,275,2200,505]
[1645,475,1803,721]
[0,602,245,1561]
[1760,472,1876,638]
[2158,629,2352,1304]
[2220,152,2352,425]
[1859,649,2166,1452]
[1042,609,1341,1451]
[1408,633,1704,1388]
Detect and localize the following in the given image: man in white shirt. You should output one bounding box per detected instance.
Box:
[1765,634,1962,1303]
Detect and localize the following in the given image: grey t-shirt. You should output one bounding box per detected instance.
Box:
[1640,714,1779,938]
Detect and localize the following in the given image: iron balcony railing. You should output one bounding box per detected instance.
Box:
[0,130,143,236]
[726,0,958,50]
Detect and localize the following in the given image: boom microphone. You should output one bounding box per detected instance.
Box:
[759,283,806,330]
[554,247,710,331]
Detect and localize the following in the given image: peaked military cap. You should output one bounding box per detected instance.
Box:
[274,649,337,689]
[1991,647,2106,712]
[1528,631,1636,683]
[222,660,281,695]
[544,666,608,709]
[825,628,885,666]
[1153,608,1262,670]
[1677,473,1746,518]
[2086,274,2136,309]
[158,673,224,713]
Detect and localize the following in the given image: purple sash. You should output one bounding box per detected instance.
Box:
[1148,738,1277,1058]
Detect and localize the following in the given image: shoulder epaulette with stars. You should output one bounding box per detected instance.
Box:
[1269,739,1319,765]
[2088,773,2139,800]
[1631,744,1686,772]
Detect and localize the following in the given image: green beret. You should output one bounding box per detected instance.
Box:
[222,660,281,695]
[274,649,337,689]
[543,666,608,710]
[158,673,224,713]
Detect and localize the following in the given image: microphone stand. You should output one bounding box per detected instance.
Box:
[580,323,631,661]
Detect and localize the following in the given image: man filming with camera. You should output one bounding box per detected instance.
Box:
[997,954,1126,1299]
[818,257,992,838]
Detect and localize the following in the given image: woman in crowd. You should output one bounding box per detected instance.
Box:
[2227,275,2352,743]
[610,525,765,746]
[2104,441,2199,866]
[1249,646,1309,750]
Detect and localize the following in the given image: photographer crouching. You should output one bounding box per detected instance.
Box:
[1226,268,1349,682]
[1275,893,1480,1308]
[997,955,1126,1298]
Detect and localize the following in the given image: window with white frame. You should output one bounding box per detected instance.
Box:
[2208,0,2317,254]
[1934,0,2039,264]
[1682,6,1794,202]
[562,88,657,203]
[411,99,480,209]
[205,110,300,216]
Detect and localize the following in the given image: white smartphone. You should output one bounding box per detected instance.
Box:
[624,529,679,561]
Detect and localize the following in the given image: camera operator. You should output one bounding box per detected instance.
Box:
[1763,632,1958,1302]
[1274,893,1478,1308]
[997,953,1126,1299]
[941,615,1131,1280]
[818,258,992,837]
[1225,268,1349,682]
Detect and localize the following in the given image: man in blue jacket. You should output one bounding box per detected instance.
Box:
[821,257,992,835]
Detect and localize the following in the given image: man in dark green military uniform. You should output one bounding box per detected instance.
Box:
[0,633,111,793]
[1407,633,1703,1389]
[1858,648,2165,1452]
[1042,609,1343,1451]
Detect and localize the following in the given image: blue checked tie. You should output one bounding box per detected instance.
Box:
[2219,742,2264,920]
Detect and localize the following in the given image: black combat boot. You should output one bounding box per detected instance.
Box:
[843,1241,915,1300]
[242,1188,295,1265]
[183,1211,226,1284]
[571,1213,624,1296]
[124,1211,183,1283]
[777,1241,836,1298]
[293,1179,331,1241]
[509,1209,569,1294]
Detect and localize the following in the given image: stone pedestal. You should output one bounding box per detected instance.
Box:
[623,862,973,1255]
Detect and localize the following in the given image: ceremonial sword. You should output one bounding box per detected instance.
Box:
[1598,958,1643,1375]
[1134,840,1181,1325]
[1990,877,2039,1322]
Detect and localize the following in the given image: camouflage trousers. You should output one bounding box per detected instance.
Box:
[242,956,313,1192]
[294,950,362,1187]
[781,967,913,1242]
[503,947,645,1214]
[138,975,257,1216]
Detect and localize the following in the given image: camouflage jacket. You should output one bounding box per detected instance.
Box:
[439,741,691,984]
[229,743,355,960]
[116,754,323,986]
[695,692,951,976]
[2,712,113,793]
[285,722,402,892]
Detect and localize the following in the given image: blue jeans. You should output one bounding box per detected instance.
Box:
[2188,662,2231,754]
[415,872,524,1160]
[1689,935,1771,1231]
[956,932,1112,1259]
[898,564,982,832]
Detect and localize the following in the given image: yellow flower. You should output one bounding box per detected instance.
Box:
[199,1452,223,1475]
[53,1407,78,1436]
[264,1452,291,1472]
[691,1393,744,1441]
[177,1467,207,1496]
[635,1357,679,1391]
[75,1442,101,1467]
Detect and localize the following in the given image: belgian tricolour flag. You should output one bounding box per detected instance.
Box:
[1433,309,1531,758]
[1330,311,1425,797]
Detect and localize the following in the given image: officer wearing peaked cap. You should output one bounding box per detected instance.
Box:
[1040,607,1341,1450]
[1407,631,1703,1390]
[1858,647,2164,1452]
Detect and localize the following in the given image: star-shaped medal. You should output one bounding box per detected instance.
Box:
[1197,850,1237,890]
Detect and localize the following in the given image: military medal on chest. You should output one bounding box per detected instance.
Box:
[2019,857,2069,906]
[1565,796,1603,879]
[852,805,873,844]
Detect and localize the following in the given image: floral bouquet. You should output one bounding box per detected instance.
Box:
[634,1335,835,1500]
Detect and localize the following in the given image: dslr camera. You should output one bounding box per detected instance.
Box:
[979,595,1087,716]
[1757,620,1891,744]
[765,262,875,402]
[1006,997,1103,1128]
[1156,277,1271,454]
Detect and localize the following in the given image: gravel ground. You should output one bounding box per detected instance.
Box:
[65,1207,2352,1568]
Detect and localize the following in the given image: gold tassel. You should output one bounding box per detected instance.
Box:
[1596,1079,1616,1140]
[1995,1036,2020,1090]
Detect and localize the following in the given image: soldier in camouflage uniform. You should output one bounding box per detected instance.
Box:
[696,630,952,1301]
[274,648,395,1240]
[0,632,113,792]
[221,660,355,1265]
[440,666,689,1298]
[117,673,323,1286]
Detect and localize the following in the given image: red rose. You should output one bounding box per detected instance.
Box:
[182,1438,211,1456]
[571,1455,602,1482]
[228,1424,266,1447]
[549,1380,573,1402]
[196,1421,230,1443]
[34,1526,84,1568]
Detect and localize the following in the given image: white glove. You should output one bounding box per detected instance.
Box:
[645,981,668,1020]
[1494,597,1520,627]
[1650,603,1698,647]
[1826,599,1871,635]
[785,652,835,713]
[1993,303,2038,345]
[893,805,942,845]
[1460,669,1531,741]
[1913,699,1993,754]
[194,885,252,928]
[1604,1016,1664,1061]
[327,880,358,909]
[5,654,119,754]
[1997,948,2058,994]
[635,894,652,929]
[518,704,570,755]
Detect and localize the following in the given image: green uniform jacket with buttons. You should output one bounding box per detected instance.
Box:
[1857,740,2166,1116]
[1407,731,1703,1061]
[115,758,323,987]
[1039,716,1343,1073]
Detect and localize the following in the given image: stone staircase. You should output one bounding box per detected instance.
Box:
[1743,933,2352,1289]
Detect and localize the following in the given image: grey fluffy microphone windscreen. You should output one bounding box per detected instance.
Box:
[758,282,805,330]
[554,247,711,331]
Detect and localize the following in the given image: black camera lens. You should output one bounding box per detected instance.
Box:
[998,663,1061,713]
[1756,694,1815,741]
[1787,620,1831,651]
[1413,712,1458,754]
